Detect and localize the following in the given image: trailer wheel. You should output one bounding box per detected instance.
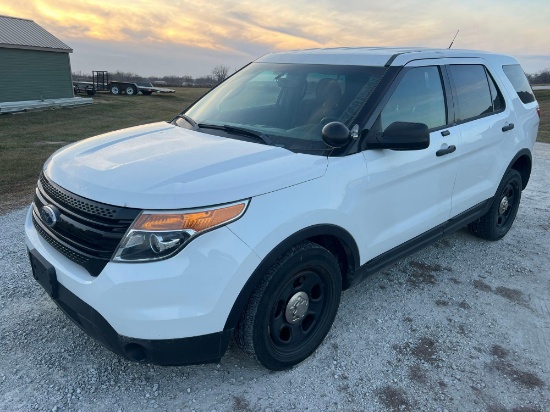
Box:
[125,85,138,96]
[110,85,120,95]
[141,91,153,96]
[86,90,96,96]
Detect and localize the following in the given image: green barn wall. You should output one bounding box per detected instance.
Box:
[0,48,73,103]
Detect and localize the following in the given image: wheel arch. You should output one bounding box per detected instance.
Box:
[223,224,360,332]
[507,148,532,190]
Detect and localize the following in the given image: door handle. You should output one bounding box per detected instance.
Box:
[436,145,456,157]
[502,123,515,132]
[441,130,450,136]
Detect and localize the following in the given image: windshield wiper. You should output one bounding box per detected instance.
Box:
[174,114,198,130]
[198,123,274,146]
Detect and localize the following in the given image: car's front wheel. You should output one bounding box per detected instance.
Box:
[235,241,342,370]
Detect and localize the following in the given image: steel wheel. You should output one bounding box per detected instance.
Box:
[236,241,341,370]
[269,269,328,352]
[110,85,120,95]
[496,182,516,228]
[125,85,137,96]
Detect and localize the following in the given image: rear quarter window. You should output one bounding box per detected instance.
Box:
[502,64,536,104]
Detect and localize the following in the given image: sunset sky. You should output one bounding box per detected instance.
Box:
[1,0,549,77]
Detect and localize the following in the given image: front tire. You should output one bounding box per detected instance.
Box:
[235,241,342,370]
[468,169,522,240]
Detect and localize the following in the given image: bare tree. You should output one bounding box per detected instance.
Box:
[211,65,229,84]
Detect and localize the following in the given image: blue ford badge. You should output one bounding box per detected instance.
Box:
[40,205,59,228]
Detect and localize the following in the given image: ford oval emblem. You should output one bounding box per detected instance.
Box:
[40,205,59,228]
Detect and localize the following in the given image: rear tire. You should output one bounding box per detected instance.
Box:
[235,241,341,370]
[125,85,137,96]
[468,169,522,240]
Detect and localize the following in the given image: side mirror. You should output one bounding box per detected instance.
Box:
[322,122,351,148]
[367,122,430,150]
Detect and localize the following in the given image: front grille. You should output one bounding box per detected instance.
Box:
[40,173,123,220]
[32,217,90,265]
[33,173,141,276]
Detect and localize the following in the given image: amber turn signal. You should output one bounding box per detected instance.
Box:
[133,203,247,233]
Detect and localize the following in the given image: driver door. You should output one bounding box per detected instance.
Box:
[361,60,460,260]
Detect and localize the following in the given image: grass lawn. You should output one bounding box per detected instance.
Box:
[1,88,549,214]
[535,90,550,144]
[0,87,208,213]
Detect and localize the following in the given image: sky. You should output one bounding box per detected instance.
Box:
[1,0,549,78]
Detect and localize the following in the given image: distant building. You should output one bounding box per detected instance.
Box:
[0,15,74,104]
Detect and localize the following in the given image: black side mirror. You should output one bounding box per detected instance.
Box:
[322,122,351,148]
[367,122,430,150]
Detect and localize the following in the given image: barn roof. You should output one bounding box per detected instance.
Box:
[0,15,72,53]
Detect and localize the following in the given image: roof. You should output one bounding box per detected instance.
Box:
[0,15,72,53]
[257,47,517,67]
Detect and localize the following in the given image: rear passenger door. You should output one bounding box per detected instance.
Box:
[361,60,460,260]
[445,59,514,217]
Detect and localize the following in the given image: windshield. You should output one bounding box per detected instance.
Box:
[181,62,387,154]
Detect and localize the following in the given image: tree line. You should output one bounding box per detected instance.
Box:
[527,68,550,85]
[72,65,230,87]
[73,65,550,87]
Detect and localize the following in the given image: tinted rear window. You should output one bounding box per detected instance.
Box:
[449,65,493,121]
[502,65,535,104]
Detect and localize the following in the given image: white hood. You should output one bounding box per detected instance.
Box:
[44,122,328,209]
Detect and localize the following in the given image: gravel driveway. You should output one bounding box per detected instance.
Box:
[1,143,549,412]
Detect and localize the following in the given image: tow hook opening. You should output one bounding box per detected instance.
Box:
[124,343,149,362]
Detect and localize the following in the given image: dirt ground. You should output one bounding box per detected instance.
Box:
[1,143,549,412]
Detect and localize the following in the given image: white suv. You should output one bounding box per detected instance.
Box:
[25,48,540,370]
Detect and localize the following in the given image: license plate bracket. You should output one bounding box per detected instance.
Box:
[29,249,59,299]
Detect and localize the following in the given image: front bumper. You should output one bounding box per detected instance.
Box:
[25,206,261,365]
[28,248,231,365]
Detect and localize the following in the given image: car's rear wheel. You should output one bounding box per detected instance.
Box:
[468,169,522,240]
[235,241,341,370]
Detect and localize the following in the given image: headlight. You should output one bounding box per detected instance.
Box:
[112,200,248,262]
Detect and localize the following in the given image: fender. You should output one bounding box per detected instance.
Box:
[504,148,532,190]
[223,224,360,331]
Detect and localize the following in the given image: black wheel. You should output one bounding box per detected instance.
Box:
[468,169,522,241]
[110,85,120,95]
[235,241,341,370]
[141,91,153,96]
[86,89,96,96]
[125,85,138,96]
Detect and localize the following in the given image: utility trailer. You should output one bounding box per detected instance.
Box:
[73,71,140,96]
[92,71,139,96]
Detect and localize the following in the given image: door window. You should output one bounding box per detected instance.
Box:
[449,65,496,121]
[378,66,447,131]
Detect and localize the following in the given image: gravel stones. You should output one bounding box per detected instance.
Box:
[1,143,550,411]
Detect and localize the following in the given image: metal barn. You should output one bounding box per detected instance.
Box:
[0,15,74,104]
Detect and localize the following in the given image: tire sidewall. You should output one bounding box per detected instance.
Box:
[251,244,341,370]
[490,169,522,239]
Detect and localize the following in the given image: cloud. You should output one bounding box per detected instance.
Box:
[1,0,548,75]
